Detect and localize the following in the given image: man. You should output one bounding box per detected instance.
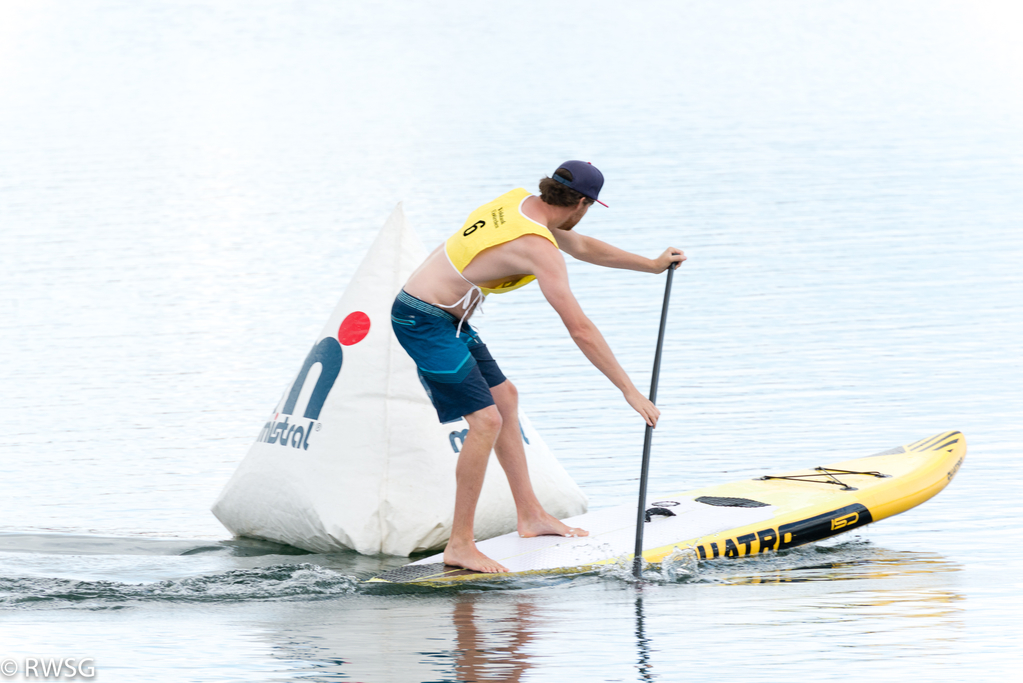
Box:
[391,161,686,573]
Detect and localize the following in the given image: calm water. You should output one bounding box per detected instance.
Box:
[2,1,1022,681]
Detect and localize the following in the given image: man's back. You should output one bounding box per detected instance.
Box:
[403,190,573,319]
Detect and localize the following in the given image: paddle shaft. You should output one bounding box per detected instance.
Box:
[632,264,676,578]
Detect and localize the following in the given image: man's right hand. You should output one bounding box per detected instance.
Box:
[625,389,660,427]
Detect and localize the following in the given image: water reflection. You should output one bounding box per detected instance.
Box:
[450,594,537,683]
[634,592,653,683]
[0,536,968,683]
[236,542,966,682]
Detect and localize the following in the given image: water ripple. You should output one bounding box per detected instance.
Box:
[0,563,358,610]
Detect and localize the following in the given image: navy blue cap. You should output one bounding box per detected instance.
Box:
[552,160,607,207]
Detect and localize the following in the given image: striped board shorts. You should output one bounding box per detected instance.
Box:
[390,289,507,424]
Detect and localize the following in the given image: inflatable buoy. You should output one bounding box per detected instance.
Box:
[212,204,588,555]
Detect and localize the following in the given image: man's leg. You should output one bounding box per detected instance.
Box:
[444,404,510,573]
[489,380,588,539]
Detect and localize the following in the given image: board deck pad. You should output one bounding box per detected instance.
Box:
[370,430,966,585]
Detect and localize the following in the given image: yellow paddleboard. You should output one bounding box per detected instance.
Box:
[369,430,965,585]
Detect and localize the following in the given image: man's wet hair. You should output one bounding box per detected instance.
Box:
[539,167,595,207]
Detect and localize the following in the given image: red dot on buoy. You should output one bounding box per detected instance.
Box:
[338,311,371,346]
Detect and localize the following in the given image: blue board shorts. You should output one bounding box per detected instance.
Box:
[391,290,507,424]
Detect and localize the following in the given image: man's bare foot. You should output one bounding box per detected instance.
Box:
[444,541,509,573]
[518,511,589,539]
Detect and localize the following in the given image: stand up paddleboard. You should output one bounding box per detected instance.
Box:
[369,430,965,585]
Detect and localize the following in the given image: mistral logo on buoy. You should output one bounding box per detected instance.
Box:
[256,312,371,450]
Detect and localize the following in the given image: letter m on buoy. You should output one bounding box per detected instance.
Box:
[281,337,343,420]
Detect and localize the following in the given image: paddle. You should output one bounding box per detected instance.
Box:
[632,258,679,578]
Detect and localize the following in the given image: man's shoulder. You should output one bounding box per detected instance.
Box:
[471,187,531,212]
[497,234,563,267]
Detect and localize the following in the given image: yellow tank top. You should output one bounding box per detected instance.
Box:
[445,188,559,295]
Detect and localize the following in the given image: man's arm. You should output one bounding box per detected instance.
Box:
[530,243,660,427]
[556,229,685,273]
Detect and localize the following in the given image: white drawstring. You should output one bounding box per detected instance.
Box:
[434,285,483,337]
[436,250,485,337]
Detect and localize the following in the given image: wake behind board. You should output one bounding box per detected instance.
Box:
[369,430,966,585]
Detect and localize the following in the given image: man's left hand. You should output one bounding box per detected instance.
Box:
[653,248,686,273]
